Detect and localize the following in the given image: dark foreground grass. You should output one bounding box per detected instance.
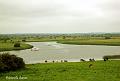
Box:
[0,60,120,81]
[0,42,33,52]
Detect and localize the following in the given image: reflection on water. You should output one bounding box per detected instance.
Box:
[4,42,120,64]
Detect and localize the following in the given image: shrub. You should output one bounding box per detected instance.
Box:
[0,55,6,71]
[105,36,111,39]
[14,42,21,47]
[0,53,25,72]
[22,39,26,42]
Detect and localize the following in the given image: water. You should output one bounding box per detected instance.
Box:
[4,42,120,64]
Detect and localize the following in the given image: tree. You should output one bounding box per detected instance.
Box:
[0,53,25,72]
[0,37,10,42]
[14,42,21,47]
[22,39,26,42]
[105,36,111,39]
[62,36,66,39]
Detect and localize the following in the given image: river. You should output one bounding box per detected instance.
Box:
[4,42,120,64]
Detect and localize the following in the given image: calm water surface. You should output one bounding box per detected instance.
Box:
[5,42,120,64]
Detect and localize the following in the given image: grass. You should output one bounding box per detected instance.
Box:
[0,37,120,81]
[57,39,120,46]
[0,42,33,52]
[1,38,120,51]
[0,60,120,81]
[103,55,120,59]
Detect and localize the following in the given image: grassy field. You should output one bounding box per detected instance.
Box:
[0,60,120,81]
[1,34,120,51]
[57,39,120,46]
[23,37,120,46]
[0,42,33,52]
[1,38,120,51]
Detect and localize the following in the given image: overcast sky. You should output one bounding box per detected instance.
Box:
[0,0,120,34]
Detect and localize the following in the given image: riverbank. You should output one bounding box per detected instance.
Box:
[57,39,120,46]
[0,60,120,81]
[1,39,120,52]
[103,55,120,59]
[25,39,120,46]
[0,42,33,52]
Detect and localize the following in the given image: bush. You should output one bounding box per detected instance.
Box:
[22,39,26,42]
[105,36,111,39]
[0,53,25,72]
[14,42,21,47]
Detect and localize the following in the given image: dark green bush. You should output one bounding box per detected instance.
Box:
[14,42,21,47]
[0,53,25,72]
[22,39,26,42]
[105,36,111,39]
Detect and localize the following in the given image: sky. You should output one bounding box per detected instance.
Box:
[0,0,120,34]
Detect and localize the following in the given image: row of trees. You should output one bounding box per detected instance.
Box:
[0,33,116,42]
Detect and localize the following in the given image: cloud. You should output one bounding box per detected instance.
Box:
[0,0,120,33]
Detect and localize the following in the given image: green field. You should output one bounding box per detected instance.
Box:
[0,42,33,52]
[1,39,120,52]
[0,60,120,81]
[0,33,120,51]
[57,39,120,46]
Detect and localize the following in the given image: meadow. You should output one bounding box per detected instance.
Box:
[0,60,120,81]
[1,38,120,52]
[57,39,120,46]
[0,42,33,52]
[1,33,120,49]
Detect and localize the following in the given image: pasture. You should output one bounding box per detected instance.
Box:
[57,39,120,46]
[0,60,120,81]
[0,42,33,52]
